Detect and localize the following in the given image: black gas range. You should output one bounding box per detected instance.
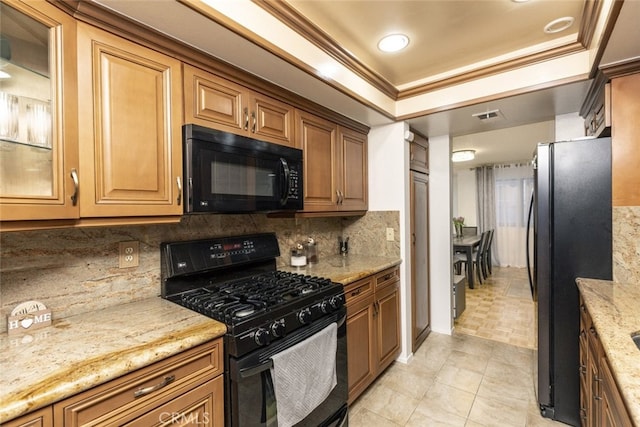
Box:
[160,233,348,427]
[160,233,345,357]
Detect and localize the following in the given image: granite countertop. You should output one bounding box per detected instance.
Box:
[279,254,402,284]
[0,298,226,424]
[576,278,640,425]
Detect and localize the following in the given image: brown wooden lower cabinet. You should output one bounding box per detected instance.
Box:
[579,297,633,427]
[345,266,401,404]
[5,339,223,427]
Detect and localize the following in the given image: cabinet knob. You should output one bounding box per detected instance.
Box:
[243,107,249,131]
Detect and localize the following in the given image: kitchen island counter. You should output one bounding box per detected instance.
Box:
[576,277,640,426]
[0,297,226,424]
[280,254,402,285]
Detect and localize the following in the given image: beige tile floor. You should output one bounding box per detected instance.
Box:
[348,267,567,426]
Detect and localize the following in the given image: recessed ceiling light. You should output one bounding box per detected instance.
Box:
[452,150,476,163]
[377,34,409,53]
[544,17,575,34]
[511,0,531,2]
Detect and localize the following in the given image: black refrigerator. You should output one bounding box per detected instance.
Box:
[526,137,612,426]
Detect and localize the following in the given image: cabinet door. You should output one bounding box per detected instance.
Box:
[410,137,429,173]
[611,74,640,206]
[337,126,367,211]
[250,93,294,147]
[3,406,53,427]
[346,294,375,404]
[411,171,430,351]
[600,357,633,427]
[0,0,79,221]
[183,64,246,133]
[376,281,401,372]
[77,23,183,217]
[588,326,603,427]
[125,375,224,427]
[295,110,338,211]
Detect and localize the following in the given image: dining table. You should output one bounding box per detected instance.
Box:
[453,234,482,289]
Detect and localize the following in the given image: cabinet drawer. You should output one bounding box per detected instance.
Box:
[375,266,400,290]
[54,339,222,426]
[344,277,373,306]
[124,375,224,427]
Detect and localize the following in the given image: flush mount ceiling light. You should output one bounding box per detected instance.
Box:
[452,150,476,162]
[544,17,575,34]
[377,34,409,53]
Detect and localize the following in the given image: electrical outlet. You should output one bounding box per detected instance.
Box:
[386,228,394,241]
[119,241,139,268]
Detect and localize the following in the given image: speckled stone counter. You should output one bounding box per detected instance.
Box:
[279,254,402,284]
[576,278,640,425]
[0,297,226,424]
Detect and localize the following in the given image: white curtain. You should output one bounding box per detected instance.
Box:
[475,166,495,234]
[493,163,533,267]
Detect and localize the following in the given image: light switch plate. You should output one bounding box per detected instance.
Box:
[386,228,394,241]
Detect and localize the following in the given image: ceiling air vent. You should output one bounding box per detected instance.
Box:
[472,109,503,121]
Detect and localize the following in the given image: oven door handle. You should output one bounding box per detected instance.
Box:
[240,359,274,379]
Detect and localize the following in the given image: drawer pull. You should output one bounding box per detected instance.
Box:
[351,288,362,297]
[134,374,175,398]
[382,273,395,281]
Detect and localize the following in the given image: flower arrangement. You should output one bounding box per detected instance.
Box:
[453,217,465,237]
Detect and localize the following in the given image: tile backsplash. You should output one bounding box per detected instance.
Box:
[0,211,399,332]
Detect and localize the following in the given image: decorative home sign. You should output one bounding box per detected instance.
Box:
[7,300,52,335]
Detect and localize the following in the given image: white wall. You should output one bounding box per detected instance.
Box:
[453,168,477,227]
[428,135,454,334]
[367,122,413,362]
[555,112,585,141]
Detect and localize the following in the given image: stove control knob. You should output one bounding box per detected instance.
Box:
[254,328,270,346]
[329,296,343,309]
[320,300,331,314]
[298,307,312,324]
[271,319,286,338]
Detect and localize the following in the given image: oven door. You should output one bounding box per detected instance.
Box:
[184,126,303,213]
[227,309,348,427]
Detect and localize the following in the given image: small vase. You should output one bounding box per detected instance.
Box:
[455,223,463,238]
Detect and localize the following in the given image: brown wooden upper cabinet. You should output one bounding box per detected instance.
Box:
[410,134,429,173]
[295,110,368,212]
[0,0,79,222]
[76,22,184,218]
[184,64,294,148]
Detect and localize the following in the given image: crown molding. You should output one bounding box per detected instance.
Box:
[255,0,605,101]
[252,0,398,99]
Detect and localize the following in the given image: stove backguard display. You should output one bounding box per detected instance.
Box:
[161,233,280,297]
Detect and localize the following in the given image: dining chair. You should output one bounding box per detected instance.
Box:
[483,229,494,276]
[458,230,489,286]
[476,231,491,284]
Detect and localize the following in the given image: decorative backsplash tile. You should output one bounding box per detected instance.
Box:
[0,211,399,332]
[613,206,640,284]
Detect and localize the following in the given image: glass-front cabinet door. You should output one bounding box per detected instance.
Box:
[0,0,78,223]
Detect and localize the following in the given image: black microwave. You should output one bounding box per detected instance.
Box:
[183,124,303,213]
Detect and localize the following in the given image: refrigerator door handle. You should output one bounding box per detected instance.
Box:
[526,192,535,300]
